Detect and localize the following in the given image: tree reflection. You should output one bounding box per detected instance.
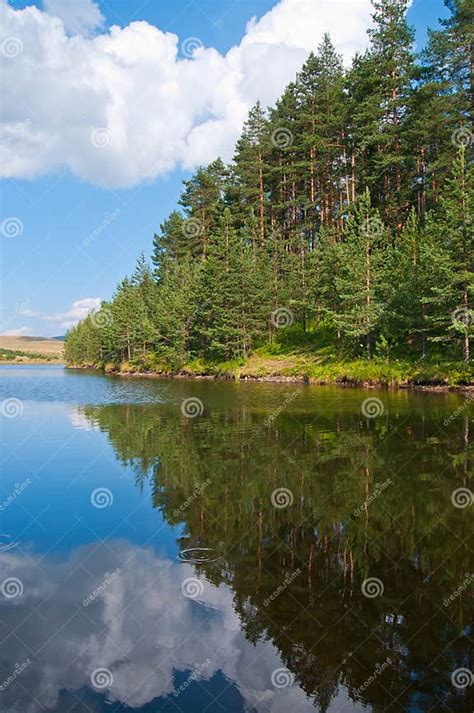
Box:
[83,391,473,712]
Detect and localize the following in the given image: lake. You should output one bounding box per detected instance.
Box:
[0,365,472,712]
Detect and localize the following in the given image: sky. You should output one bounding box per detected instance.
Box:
[1,0,449,337]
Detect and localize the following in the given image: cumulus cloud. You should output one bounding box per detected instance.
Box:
[0,0,373,187]
[42,0,105,36]
[20,297,101,329]
[0,542,324,713]
[0,325,33,336]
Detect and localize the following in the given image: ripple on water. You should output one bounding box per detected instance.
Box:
[178,547,221,563]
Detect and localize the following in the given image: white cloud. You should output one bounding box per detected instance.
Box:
[14,307,37,318]
[0,541,353,713]
[0,325,33,336]
[19,297,101,329]
[0,0,373,187]
[42,0,105,36]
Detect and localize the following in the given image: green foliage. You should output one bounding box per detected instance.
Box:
[331,190,388,356]
[424,147,473,362]
[65,0,472,381]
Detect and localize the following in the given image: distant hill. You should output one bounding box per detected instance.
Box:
[0,336,64,360]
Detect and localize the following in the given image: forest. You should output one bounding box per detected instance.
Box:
[65,0,473,385]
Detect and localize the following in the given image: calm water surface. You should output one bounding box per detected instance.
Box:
[0,365,472,712]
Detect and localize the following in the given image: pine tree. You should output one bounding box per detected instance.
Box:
[151,211,186,278]
[240,242,272,356]
[425,0,472,120]
[154,258,201,364]
[267,82,300,254]
[425,147,473,362]
[412,0,473,211]
[230,102,270,250]
[108,278,142,361]
[332,190,388,356]
[130,254,158,357]
[309,227,342,337]
[386,209,440,357]
[194,209,248,360]
[348,0,416,228]
[179,158,227,258]
[295,35,348,237]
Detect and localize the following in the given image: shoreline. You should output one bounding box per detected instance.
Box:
[0,359,65,365]
[65,364,474,393]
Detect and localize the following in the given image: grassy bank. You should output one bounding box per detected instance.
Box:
[68,330,473,389]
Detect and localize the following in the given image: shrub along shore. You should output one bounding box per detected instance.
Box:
[68,327,473,391]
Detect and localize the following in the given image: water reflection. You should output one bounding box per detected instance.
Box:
[0,533,18,552]
[179,547,222,563]
[75,395,473,712]
[0,541,327,713]
[0,374,472,712]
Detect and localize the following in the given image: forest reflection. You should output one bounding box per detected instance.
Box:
[82,389,473,712]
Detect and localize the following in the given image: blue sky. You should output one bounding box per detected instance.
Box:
[1,0,449,337]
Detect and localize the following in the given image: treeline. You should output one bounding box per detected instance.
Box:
[65,0,473,369]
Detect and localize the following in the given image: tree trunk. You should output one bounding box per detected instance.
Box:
[365,220,372,359]
[258,148,265,246]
